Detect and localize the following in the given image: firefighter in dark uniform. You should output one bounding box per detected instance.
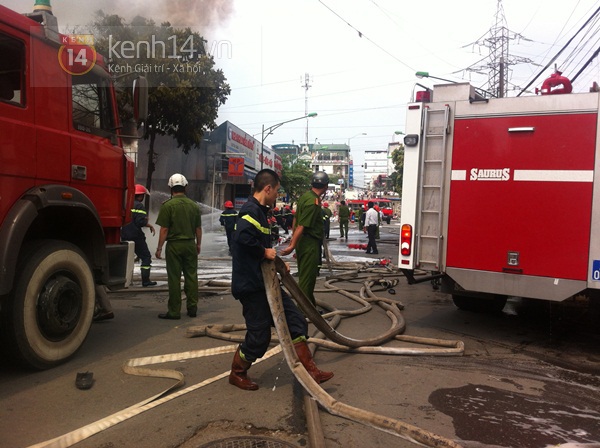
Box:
[228,169,333,390]
[322,201,332,239]
[281,171,329,307]
[282,205,293,234]
[121,184,157,287]
[219,200,237,254]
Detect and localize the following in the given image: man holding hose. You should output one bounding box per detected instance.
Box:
[228,169,334,390]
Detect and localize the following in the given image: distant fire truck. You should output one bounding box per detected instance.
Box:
[399,77,600,311]
[0,1,147,368]
[347,199,394,224]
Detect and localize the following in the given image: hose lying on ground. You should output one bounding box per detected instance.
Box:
[29,255,463,448]
[262,258,464,448]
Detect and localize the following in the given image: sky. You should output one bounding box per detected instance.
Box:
[4,0,600,185]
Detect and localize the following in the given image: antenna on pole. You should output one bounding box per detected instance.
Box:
[301,73,312,153]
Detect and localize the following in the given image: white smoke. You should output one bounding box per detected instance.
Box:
[40,0,236,32]
[96,0,234,28]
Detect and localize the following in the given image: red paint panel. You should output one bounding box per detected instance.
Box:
[446,113,596,280]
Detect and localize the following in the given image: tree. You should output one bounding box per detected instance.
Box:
[280,155,313,207]
[90,13,230,192]
[389,144,405,195]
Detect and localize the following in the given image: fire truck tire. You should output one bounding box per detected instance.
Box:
[4,240,95,369]
[452,294,507,313]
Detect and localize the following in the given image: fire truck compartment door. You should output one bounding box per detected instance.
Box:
[446,111,596,281]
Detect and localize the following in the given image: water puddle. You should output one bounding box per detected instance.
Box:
[429,384,600,447]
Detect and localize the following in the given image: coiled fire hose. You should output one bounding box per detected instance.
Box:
[28,256,463,448]
[263,258,464,448]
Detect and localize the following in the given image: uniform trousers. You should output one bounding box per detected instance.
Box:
[339,220,349,238]
[296,235,322,306]
[165,239,198,316]
[131,236,152,269]
[238,289,308,362]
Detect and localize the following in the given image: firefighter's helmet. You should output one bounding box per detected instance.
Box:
[311,171,329,188]
[168,173,188,188]
[135,184,149,195]
[224,200,234,208]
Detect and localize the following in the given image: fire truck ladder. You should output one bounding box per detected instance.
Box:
[415,105,450,272]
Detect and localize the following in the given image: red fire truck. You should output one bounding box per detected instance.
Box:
[347,199,394,224]
[399,78,600,312]
[0,2,147,368]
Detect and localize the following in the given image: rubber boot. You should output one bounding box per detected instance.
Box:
[229,347,259,391]
[141,268,157,287]
[294,341,334,384]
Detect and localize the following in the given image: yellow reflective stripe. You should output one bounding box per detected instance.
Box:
[131,209,147,215]
[221,213,237,217]
[242,215,270,235]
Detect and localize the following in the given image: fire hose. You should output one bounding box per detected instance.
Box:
[28,256,464,448]
[262,258,463,448]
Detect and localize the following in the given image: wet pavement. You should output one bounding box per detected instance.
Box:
[1,221,600,448]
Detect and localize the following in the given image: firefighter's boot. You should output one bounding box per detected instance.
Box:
[294,341,334,384]
[141,268,157,287]
[229,347,259,391]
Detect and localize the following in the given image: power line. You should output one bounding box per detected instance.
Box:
[317,0,415,71]
[517,4,600,96]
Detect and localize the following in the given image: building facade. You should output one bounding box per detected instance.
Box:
[311,143,351,188]
[134,120,282,216]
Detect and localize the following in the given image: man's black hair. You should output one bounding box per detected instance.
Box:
[368,201,374,208]
[172,185,186,193]
[254,169,280,192]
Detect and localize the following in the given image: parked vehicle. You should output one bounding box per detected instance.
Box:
[0,1,147,368]
[399,76,600,312]
[347,199,394,224]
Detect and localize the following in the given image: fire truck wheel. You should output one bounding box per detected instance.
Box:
[5,240,95,370]
[452,294,507,313]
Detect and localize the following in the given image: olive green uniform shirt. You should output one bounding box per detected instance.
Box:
[296,190,323,240]
[156,196,201,240]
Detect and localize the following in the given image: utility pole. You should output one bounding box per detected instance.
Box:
[301,73,311,152]
[463,0,531,98]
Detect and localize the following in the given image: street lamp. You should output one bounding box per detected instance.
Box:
[261,112,317,169]
[391,131,404,142]
[345,133,366,190]
[415,71,458,84]
[347,132,367,146]
[416,71,492,99]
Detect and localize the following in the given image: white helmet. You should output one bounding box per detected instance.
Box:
[168,173,188,188]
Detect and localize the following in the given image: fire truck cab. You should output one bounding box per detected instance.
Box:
[399,81,600,311]
[0,3,147,368]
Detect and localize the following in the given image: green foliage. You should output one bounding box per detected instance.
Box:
[280,155,313,206]
[89,12,230,190]
[389,145,405,195]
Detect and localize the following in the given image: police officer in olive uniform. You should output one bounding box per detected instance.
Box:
[338,200,350,240]
[281,171,329,307]
[155,174,202,319]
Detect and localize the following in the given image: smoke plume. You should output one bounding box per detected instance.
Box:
[95,0,234,29]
